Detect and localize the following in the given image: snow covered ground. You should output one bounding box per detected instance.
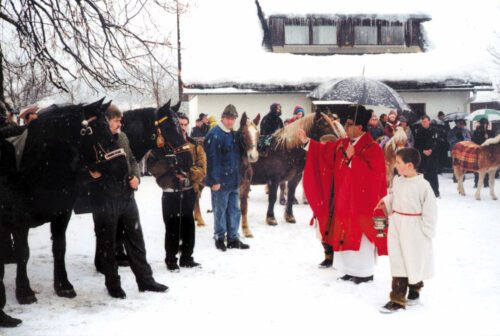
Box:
[2,173,500,336]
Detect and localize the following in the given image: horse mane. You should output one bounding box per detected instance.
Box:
[385,126,408,151]
[274,113,317,150]
[481,134,500,147]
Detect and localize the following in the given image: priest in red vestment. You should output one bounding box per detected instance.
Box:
[298,105,387,284]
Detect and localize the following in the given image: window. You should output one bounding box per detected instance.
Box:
[312,25,337,45]
[381,25,405,45]
[285,25,309,44]
[354,26,377,45]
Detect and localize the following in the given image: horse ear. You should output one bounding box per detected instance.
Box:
[172,101,181,113]
[253,113,261,126]
[240,112,248,129]
[156,101,170,119]
[100,100,112,114]
[84,97,106,115]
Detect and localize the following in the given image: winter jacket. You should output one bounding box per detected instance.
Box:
[190,124,210,138]
[203,125,241,190]
[383,174,437,283]
[117,132,140,181]
[187,138,207,193]
[260,109,283,136]
[447,126,471,149]
[414,126,438,152]
[368,125,384,140]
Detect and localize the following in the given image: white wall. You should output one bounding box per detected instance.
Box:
[400,91,472,118]
[188,90,473,127]
[190,93,312,122]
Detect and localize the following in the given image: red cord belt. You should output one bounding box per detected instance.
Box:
[393,210,422,217]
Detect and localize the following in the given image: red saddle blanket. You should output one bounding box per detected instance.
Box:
[452,141,479,172]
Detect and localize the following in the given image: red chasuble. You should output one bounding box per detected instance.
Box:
[303,132,388,256]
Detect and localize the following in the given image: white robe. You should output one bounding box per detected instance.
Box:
[383,174,437,284]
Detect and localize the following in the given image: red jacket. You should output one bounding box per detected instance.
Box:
[303,132,388,255]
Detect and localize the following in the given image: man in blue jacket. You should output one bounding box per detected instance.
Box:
[204,104,249,251]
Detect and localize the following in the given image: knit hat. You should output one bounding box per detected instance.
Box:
[221,104,238,119]
[388,110,398,117]
[398,115,408,123]
[293,105,305,115]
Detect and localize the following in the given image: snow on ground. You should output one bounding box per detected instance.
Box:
[2,173,500,336]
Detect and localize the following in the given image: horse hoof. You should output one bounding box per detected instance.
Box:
[56,288,77,298]
[279,199,286,206]
[266,217,278,226]
[243,230,254,238]
[284,213,296,223]
[17,294,37,305]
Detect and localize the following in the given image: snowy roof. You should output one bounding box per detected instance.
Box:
[181,0,499,90]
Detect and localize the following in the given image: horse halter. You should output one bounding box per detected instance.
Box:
[155,115,191,155]
[80,116,96,136]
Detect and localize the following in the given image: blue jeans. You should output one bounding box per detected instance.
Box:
[211,187,241,241]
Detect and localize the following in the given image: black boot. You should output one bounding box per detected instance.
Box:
[227,239,250,249]
[166,258,180,272]
[215,239,227,252]
[0,311,22,328]
[138,280,169,293]
[179,258,201,268]
[319,255,333,268]
[107,285,126,299]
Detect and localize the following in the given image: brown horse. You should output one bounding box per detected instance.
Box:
[452,135,500,200]
[383,126,408,188]
[193,112,260,227]
[240,111,345,238]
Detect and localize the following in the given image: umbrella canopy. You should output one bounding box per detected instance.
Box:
[443,112,469,122]
[466,109,500,122]
[309,77,410,112]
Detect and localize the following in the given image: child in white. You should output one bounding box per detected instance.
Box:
[376,147,437,313]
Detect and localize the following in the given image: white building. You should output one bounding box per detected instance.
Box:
[180,0,498,122]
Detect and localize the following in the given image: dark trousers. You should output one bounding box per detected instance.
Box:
[390,277,424,307]
[420,155,439,197]
[92,194,153,288]
[0,264,4,310]
[162,189,196,263]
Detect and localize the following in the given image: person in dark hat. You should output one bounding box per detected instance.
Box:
[472,118,495,188]
[298,105,388,284]
[204,104,249,251]
[414,115,440,197]
[260,103,283,136]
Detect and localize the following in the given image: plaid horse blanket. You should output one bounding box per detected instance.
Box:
[452,141,479,172]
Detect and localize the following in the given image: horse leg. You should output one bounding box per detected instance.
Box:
[488,168,497,200]
[285,173,301,224]
[266,181,279,226]
[240,182,253,238]
[12,227,36,304]
[475,171,485,200]
[454,166,465,196]
[51,212,76,298]
[194,189,206,227]
[279,182,286,205]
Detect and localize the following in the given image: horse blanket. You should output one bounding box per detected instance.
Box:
[452,141,479,172]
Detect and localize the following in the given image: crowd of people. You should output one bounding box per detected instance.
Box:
[1,99,499,327]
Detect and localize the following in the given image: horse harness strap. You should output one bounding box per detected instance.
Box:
[80,116,97,136]
[93,143,127,164]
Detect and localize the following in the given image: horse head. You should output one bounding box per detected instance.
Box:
[121,107,157,161]
[309,110,346,142]
[78,98,128,181]
[239,112,260,163]
[153,100,193,177]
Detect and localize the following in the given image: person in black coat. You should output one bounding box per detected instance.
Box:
[260,103,283,136]
[414,115,440,197]
[472,118,496,188]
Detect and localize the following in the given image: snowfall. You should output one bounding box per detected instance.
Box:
[1,173,500,336]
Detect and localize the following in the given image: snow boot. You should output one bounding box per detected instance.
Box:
[215,239,227,252]
[227,239,250,249]
[407,290,420,306]
[0,311,22,328]
[138,280,169,293]
[179,258,201,268]
[379,301,405,314]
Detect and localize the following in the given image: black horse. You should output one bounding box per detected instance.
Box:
[121,100,182,162]
[0,99,128,317]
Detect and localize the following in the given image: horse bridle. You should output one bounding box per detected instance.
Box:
[80,115,126,165]
[154,115,190,164]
